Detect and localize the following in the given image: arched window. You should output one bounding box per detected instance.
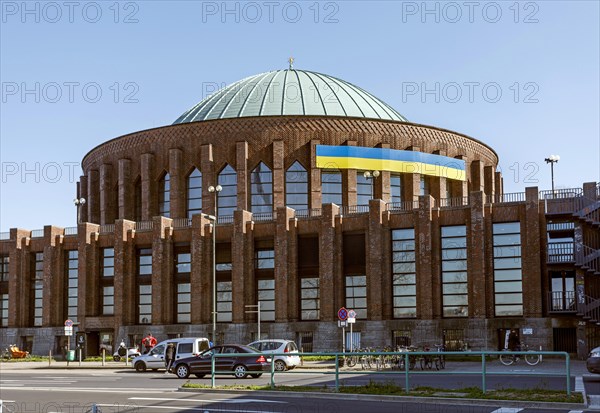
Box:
[286,161,308,211]
[187,168,202,218]
[217,164,237,217]
[159,173,171,217]
[134,178,142,221]
[250,162,272,213]
[321,170,342,206]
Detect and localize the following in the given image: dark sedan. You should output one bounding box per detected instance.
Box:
[587,346,600,373]
[171,344,270,379]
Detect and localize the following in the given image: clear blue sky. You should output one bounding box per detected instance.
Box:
[1,0,598,231]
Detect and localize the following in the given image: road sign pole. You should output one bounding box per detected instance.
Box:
[342,326,345,354]
[350,322,353,352]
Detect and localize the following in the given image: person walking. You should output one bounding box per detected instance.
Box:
[165,342,176,374]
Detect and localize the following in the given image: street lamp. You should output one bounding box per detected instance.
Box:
[207,185,222,344]
[544,155,560,197]
[363,170,380,200]
[73,197,86,224]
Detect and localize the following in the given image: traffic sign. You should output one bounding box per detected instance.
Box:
[347,317,356,323]
[338,320,348,327]
[348,310,356,319]
[64,319,74,327]
[64,326,73,336]
[337,307,348,321]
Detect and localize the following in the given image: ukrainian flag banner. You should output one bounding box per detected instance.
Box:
[316,145,466,181]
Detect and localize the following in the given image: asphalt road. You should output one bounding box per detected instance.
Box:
[0,367,591,412]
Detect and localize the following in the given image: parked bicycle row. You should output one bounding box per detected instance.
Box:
[345,344,446,371]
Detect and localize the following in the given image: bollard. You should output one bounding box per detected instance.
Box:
[300,346,304,367]
[79,347,82,366]
[102,348,105,366]
[49,349,52,366]
[125,349,129,367]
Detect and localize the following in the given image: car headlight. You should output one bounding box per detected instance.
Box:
[590,351,600,358]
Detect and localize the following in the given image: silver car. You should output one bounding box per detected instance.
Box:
[248,339,301,371]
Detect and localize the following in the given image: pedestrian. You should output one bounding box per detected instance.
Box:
[165,342,175,373]
[143,333,157,354]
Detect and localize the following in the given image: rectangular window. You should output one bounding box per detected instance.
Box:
[138,285,152,324]
[419,175,429,196]
[286,162,308,211]
[321,171,343,206]
[256,249,275,270]
[66,250,78,323]
[493,222,523,316]
[32,252,44,326]
[103,286,114,315]
[356,171,373,206]
[137,248,152,276]
[0,255,8,282]
[176,283,191,323]
[392,229,417,318]
[441,225,468,317]
[101,248,114,277]
[444,329,466,351]
[300,277,320,320]
[217,281,232,322]
[1,294,8,327]
[296,331,314,353]
[345,275,367,319]
[391,174,402,203]
[175,250,191,323]
[393,330,412,347]
[257,279,275,321]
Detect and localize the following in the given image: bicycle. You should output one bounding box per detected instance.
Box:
[1,347,11,361]
[433,343,446,370]
[419,346,434,370]
[499,345,541,366]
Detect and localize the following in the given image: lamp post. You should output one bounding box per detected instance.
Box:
[544,155,560,197]
[363,170,380,200]
[73,197,86,224]
[207,184,222,344]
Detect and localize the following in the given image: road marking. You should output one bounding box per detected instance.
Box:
[1,387,180,393]
[130,397,287,404]
[575,375,584,392]
[100,404,287,413]
[490,409,522,413]
[589,395,600,408]
[568,410,583,413]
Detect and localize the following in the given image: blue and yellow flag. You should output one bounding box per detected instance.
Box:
[316,145,466,181]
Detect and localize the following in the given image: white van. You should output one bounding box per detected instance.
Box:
[133,337,210,372]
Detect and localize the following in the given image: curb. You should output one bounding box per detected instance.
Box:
[177,387,586,410]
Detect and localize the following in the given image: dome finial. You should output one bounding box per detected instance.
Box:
[288,56,294,70]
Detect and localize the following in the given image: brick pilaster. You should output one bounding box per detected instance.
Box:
[523,186,542,317]
[367,199,386,320]
[416,195,434,319]
[140,153,155,221]
[320,203,340,321]
[274,207,294,322]
[469,191,486,318]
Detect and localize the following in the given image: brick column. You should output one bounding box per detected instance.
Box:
[377,143,390,202]
[495,171,503,197]
[275,207,294,322]
[151,216,173,325]
[140,153,155,221]
[78,176,88,223]
[431,150,448,201]
[113,220,135,330]
[345,141,357,207]
[319,203,340,321]
[191,213,210,324]
[236,142,249,211]
[484,165,495,197]
[310,140,322,209]
[78,223,100,324]
[469,191,486,318]
[523,186,542,317]
[118,159,133,220]
[169,148,184,219]
[272,141,285,209]
[200,144,215,215]
[232,210,252,323]
[287,215,299,321]
[43,225,64,327]
[8,229,30,327]
[471,160,485,193]
[416,195,434,319]
[99,163,112,225]
[87,169,100,224]
[451,155,468,198]
[367,199,386,320]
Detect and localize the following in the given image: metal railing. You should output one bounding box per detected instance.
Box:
[340,205,369,216]
[487,192,526,204]
[539,188,583,200]
[546,222,575,232]
[135,221,153,232]
[209,350,571,396]
[295,208,322,219]
[547,242,574,263]
[577,245,600,273]
[64,227,78,236]
[548,291,576,312]
[253,211,276,222]
[99,224,114,234]
[0,232,9,240]
[439,197,469,208]
[217,215,234,225]
[386,200,419,212]
[173,218,192,228]
[30,229,44,238]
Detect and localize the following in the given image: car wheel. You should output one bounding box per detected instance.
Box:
[134,361,146,372]
[250,374,262,378]
[233,364,248,379]
[175,364,190,379]
[274,360,287,371]
[113,355,120,362]
[194,374,205,378]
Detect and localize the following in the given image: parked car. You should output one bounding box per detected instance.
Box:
[587,346,600,373]
[247,339,300,371]
[133,337,210,372]
[170,344,271,379]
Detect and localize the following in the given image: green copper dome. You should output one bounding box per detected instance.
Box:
[173,69,407,124]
